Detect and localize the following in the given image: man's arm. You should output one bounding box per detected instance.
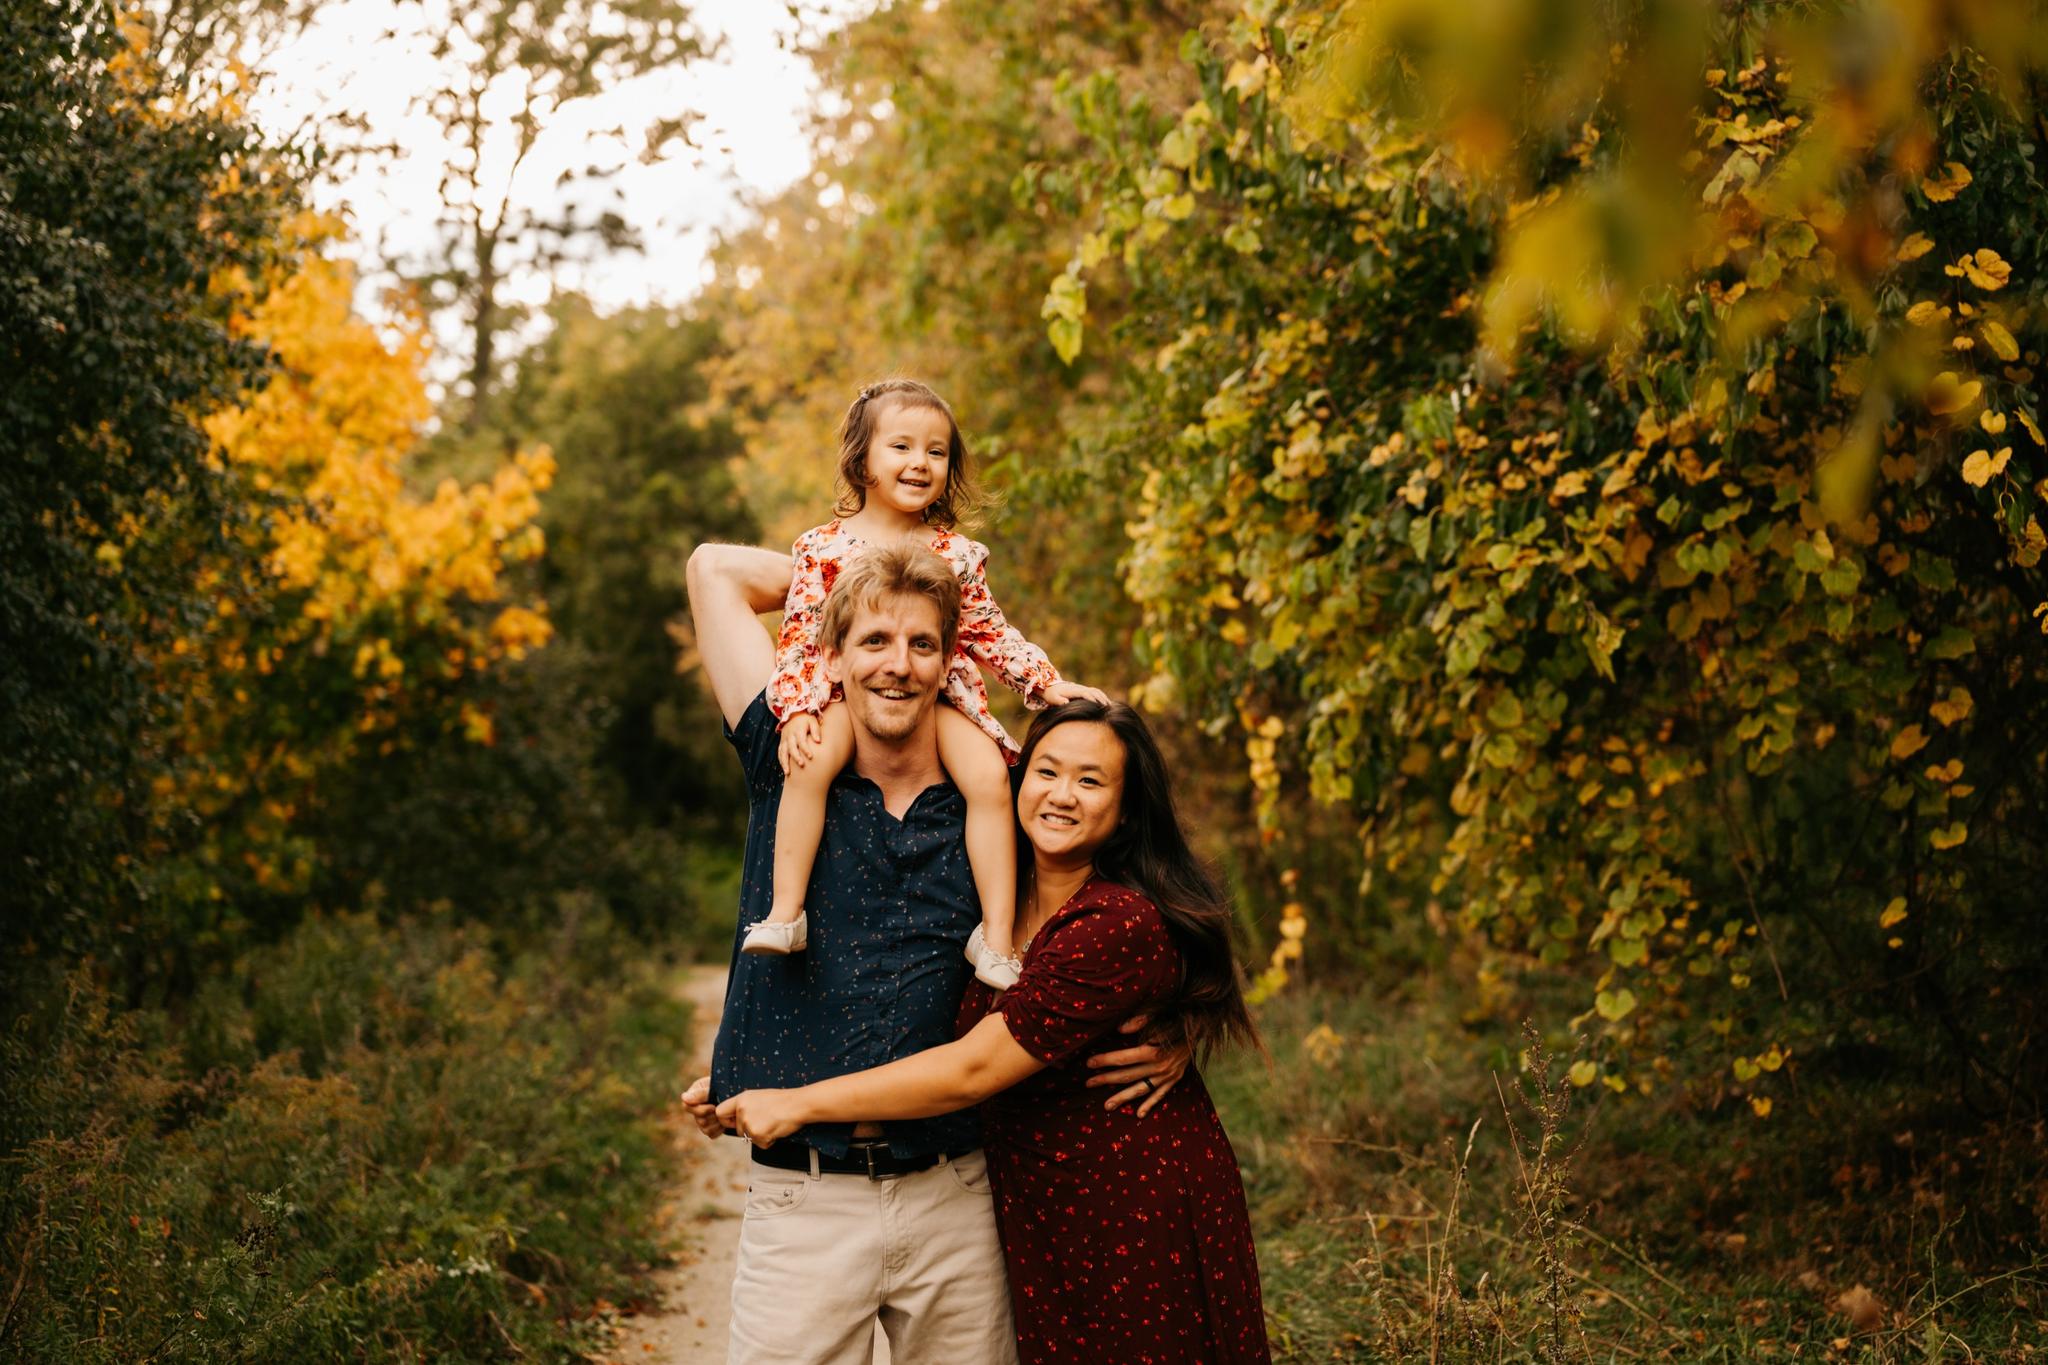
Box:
[685,543,794,729]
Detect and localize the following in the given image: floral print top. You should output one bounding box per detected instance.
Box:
[767,520,1062,760]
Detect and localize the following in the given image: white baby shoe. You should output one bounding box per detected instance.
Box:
[742,912,807,955]
[964,924,1022,991]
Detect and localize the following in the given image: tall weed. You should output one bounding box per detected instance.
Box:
[0,904,688,1362]
[1209,985,2047,1362]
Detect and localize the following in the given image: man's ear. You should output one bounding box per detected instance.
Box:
[821,644,845,687]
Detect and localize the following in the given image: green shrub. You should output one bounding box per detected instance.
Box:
[0,907,688,1362]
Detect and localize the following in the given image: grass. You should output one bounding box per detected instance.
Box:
[0,899,693,1363]
[1206,980,2048,1362]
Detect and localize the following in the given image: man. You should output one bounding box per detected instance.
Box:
[680,539,1180,1365]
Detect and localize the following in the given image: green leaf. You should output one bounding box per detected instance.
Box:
[1595,988,1637,1022]
[1925,626,1974,660]
[1485,691,1524,729]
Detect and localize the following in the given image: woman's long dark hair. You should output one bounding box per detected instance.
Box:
[1015,700,1260,1061]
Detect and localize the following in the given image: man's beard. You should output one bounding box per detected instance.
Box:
[849,676,931,741]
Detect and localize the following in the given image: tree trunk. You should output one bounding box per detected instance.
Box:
[464,226,500,432]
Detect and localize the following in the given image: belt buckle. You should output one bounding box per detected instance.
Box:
[849,1139,892,1181]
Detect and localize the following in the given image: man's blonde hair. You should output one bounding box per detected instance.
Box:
[817,541,962,660]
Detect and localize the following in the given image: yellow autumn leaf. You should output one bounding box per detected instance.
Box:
[1750,1096,1773,1118]
[1981,411,2007,434]
[1929,822,1968,850]
[1959,248,2011,291]
[1925,371,1983,417]
[1960,447,2011,486]
[1888,724,1928,760]
[1568,1060,1599,1087]
[1928,684,1974,730]
[1878,897,1908,930]
[1919,162,1972,202]
[1895,232,1934,262]
[2019,518,2046,569]
[1732,1056,1760,1081]
[1904,300,1944,327]
[1980,320,2019,361]
[2019,410,2046,448]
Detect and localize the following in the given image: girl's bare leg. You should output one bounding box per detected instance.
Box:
[761,703,855,932]
[936,706,1017,966]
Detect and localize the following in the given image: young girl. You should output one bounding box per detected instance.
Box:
[744,379,1106,989]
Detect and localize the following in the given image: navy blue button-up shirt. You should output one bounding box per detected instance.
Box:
[709,692,983,1158]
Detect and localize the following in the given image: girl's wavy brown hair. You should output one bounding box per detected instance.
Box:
[834,379,977,530]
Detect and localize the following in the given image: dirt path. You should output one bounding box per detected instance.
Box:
[607,965,890,1364]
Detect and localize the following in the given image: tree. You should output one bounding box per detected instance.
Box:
[1051,0,2048,1101]
[407,0,705,432]
[134,0,327,93]
[484,297,754,835]
[0,0,295,954]
[151,212,557,957]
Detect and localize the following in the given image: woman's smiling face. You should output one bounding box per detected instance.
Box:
[1016,720,1126,866]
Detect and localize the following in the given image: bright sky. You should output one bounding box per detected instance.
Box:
[250,0,863,331]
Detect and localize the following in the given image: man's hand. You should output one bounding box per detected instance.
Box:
[679,1075,730,1139]
[778,713,824,775]
[1042,679,1112,707]
[1086,1014,1191,1117]
[717,1089,807,1147]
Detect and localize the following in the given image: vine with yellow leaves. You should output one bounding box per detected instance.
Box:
[1050,0,2048,1108]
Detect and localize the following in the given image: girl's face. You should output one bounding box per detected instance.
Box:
[1016,721,1127,868]
[861,399,954,520]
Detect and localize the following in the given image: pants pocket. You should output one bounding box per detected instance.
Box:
[947,1149,994,1197]
[743,1169,810,1220]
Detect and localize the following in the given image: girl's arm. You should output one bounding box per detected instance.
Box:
[765,529,836,725]
[954,537,1065,704]
[716,1012,1042,1144]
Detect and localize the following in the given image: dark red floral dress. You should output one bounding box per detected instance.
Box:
[958,876,1271,1364]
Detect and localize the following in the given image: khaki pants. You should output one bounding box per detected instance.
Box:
[728,1148,1018,1365]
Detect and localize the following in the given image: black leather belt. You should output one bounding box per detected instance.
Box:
[750,1139,950,1180]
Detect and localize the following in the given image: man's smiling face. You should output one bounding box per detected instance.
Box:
[823,590,948,744]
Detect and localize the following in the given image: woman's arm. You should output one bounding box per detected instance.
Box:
[716,1012,1043,1146]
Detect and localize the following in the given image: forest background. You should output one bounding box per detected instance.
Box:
[5,0,2047,1359]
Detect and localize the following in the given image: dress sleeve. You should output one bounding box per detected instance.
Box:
[954,536,1062,706]
[996,885,1180,1067]
[766,528,836,726]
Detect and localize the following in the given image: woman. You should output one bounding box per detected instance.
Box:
[720,699,1270,1363]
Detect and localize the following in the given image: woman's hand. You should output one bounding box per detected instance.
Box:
[1086,1014,1191,1118]
[1041,679,1112,707]
[777,713,824,775]
[716,1089,809,1147]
